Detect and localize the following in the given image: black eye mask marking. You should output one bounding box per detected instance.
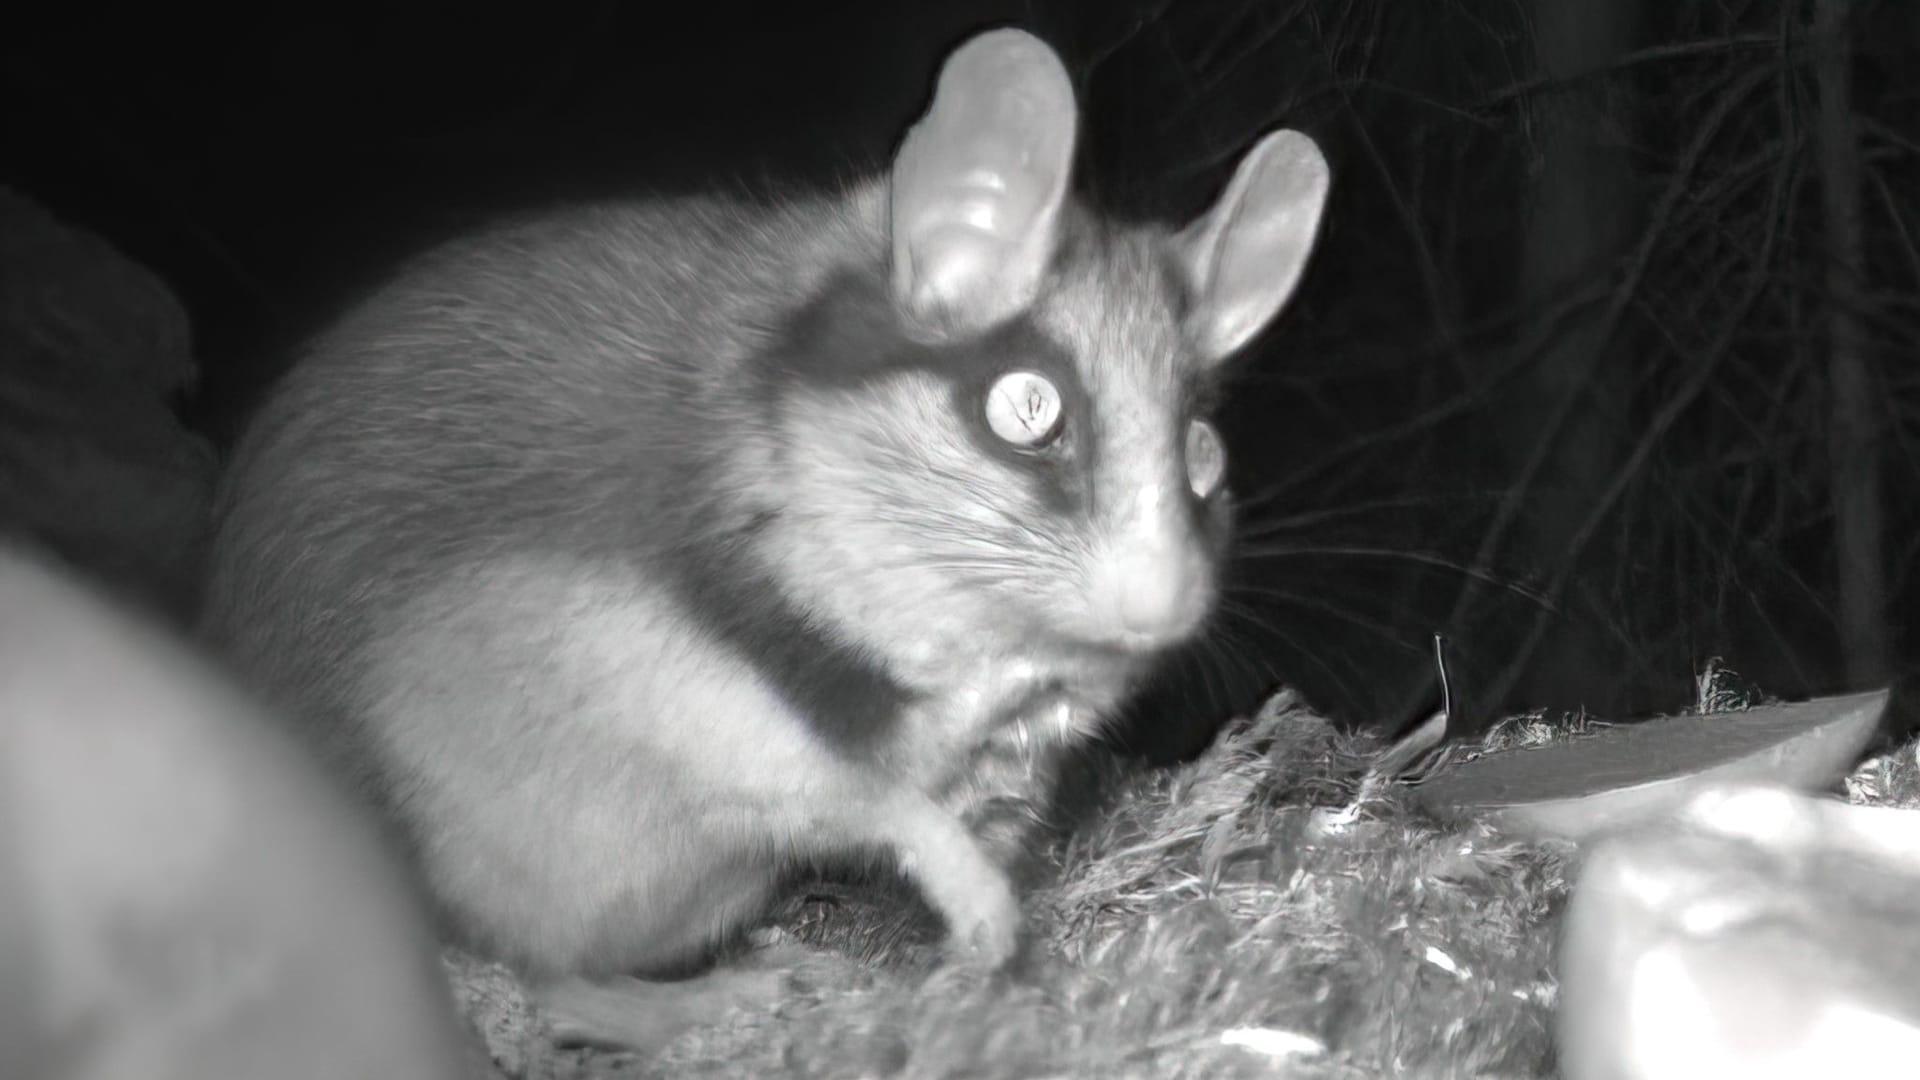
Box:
[760,266,1097,514]
[943,324,1092,516]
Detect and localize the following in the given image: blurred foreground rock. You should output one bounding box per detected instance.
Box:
[1,546,484,1080]
[0,188,216,619]
[1558,782,1920,1080]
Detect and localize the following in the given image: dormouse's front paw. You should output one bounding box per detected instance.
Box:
[944,869,1023,968]
[879,791,1027,970]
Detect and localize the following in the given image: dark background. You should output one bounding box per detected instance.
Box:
[8,1,1917,759]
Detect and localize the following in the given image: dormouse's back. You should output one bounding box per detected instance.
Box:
[237,181,889,495]
[201,183,888,721]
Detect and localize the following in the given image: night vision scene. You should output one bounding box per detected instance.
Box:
[4,2,1919,1076]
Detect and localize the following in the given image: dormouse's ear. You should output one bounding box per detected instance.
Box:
[1175,128,1330,364]
[890,29,1076,340]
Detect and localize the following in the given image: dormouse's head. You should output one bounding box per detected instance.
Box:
[756,28,1329,666]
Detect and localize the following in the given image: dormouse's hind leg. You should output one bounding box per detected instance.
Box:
[532,942,850,1051]
[534,968,789,1051]
[527,791,1019,1053]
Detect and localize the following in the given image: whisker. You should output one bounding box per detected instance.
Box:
[1231,492,1472,537]
[1200,618,1282,699]
[1224,583,1421,646]
[1230,544,1551,606]
[1217,610,1367,715]
[1211,598,1290,642]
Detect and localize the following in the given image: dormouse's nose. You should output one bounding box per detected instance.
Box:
[1113,548,1211,642]
[1090,481,1215,651]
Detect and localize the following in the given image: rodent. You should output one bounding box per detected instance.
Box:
[198,27,1330,1047]
[0,543,474,1080]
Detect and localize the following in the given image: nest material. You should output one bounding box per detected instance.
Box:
[452,684,1920,1079]
[451,691,1577,1078]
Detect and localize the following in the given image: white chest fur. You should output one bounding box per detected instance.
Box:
[883,627,1135,787]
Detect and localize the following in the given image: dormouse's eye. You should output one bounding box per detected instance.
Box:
[984,370,1064,449]
[1186,418,1225,498]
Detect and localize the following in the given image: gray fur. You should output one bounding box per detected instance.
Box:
[199,28,1328,1043]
